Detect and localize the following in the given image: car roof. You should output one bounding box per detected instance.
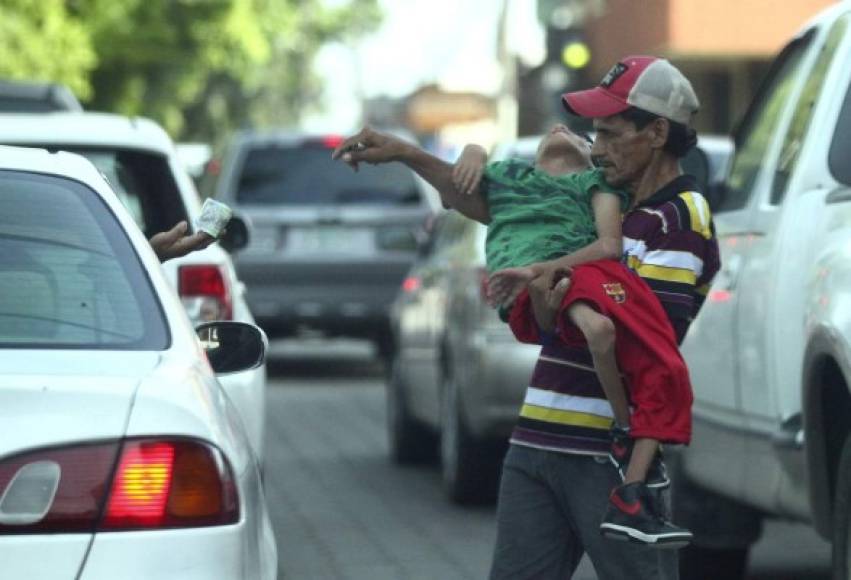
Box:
[0,80,83,112]
[0,112,175,154]
[0,144,108,185]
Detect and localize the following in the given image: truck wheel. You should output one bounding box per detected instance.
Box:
[832,435,851,579]
[386,358,436,464]
[440,374,502,504]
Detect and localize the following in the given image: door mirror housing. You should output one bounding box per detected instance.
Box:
[218,214,249,253]
[196,321,267,374]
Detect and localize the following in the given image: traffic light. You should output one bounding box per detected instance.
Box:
[546,27,590,70]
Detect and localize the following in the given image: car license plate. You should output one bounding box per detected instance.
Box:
[287,226,373,253]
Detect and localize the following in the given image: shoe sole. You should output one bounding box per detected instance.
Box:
[599,523,692,549]
[607,456,671,489]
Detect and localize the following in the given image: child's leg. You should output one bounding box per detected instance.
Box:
[567,302,660,485]
[566,302,630,428]
[625,438,659,484]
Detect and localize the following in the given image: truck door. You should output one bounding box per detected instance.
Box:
[682,30,816,428]
[736,16,848,427]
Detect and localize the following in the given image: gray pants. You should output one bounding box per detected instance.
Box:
[489,444,679,580]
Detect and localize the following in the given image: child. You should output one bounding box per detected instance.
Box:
[333,126,693,547]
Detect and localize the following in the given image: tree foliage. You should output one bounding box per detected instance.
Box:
[0,0,381,142]
[0,0,95,98]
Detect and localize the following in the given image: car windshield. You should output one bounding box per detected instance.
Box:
[0,170,169,349]
[236,144,421,206]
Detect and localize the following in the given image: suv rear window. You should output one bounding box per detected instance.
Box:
[236,144,421,206]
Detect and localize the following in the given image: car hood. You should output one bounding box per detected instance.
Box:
[0,351,161,457]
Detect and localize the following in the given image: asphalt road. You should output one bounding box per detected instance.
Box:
[263,339,832,580]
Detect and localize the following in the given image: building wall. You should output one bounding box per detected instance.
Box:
[580,0,835,133]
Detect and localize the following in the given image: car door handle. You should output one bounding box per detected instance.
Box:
[826,188,851,205]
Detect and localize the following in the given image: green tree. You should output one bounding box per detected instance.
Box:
[181,0,382,143]
[0,0,95,98]
[76,0,381,143]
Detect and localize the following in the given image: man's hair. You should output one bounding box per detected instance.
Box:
[619,107,697,158]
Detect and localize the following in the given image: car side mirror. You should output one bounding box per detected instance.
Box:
[196,321,267,374]
[219,214,249,253]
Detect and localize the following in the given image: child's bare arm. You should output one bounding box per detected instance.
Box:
[452,144,488,196]
[544,191,623,270]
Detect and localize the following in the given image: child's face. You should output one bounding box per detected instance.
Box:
[536,125,593,167]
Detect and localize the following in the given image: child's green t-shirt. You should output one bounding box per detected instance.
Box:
[481,159,630,274]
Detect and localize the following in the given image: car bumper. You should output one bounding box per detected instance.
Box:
[237,258,412,336]
[79,520,277,580]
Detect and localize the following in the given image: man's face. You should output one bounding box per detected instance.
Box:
[591,115,656,190]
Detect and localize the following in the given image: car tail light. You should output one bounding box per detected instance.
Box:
[320,135,344,149]
[0,438,239,534]
[401,275,421,293]
[0,442,118,533]
[179,264,233,321]
[101,439,238,530]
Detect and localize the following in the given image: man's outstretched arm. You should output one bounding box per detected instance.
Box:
[332,127,490,224]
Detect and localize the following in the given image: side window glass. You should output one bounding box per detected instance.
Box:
[771,15,849,204]
[721,31,814,212]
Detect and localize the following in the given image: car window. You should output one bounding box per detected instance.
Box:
[830,24,851,186]
[721,30,815,212]
[236,144,421,206]
[73,149,188,237]
[771,14,849,204]
[0,170,169,349]
[22,147,189,238]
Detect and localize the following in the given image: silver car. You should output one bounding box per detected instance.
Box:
[211,131,438,358]
[388,207,541,504]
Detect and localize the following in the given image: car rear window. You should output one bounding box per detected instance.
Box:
[236,144,421,206]
[55,148,188,238]
[0,170,169,349]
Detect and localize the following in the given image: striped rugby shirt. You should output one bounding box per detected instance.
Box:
[510,174,720,455]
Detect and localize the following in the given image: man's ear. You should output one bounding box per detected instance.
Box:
[649,118,670,149]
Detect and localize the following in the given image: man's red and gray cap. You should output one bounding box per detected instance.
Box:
[562,55,699,126]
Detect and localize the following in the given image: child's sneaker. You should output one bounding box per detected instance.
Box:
[600,482,693,549]
[609,425,670,489]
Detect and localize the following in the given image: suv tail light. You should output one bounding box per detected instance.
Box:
[179,264,233,321]
[0,438,239,533]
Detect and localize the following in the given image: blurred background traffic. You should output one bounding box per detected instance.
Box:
[0,1,844,579]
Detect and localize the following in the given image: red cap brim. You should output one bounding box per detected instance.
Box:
[562,87,630,118]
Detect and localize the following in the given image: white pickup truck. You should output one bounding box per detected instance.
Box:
[676,2,851,578]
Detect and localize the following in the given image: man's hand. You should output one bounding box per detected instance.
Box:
[149,221,215,262]
[331,127,408,171]
[527,271,572,333]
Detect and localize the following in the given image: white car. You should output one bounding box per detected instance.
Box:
[0,113,267,462]
[0,146,276,579]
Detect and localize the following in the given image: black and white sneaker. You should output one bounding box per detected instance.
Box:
[600,482,693,549]
[609,426,670,489]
